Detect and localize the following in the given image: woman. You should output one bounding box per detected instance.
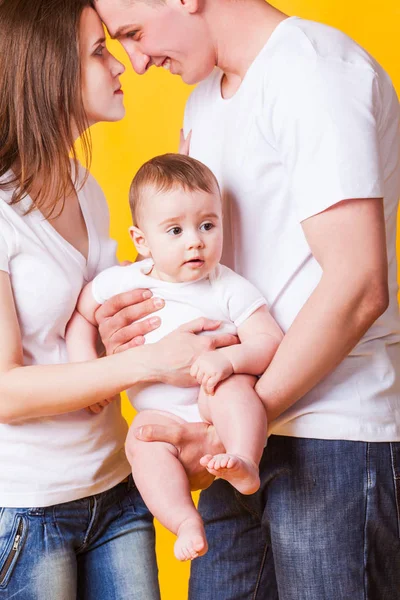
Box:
[0,0,231,597]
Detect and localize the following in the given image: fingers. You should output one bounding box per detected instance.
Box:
[97,294,165,355]
[104,316,161,354]
[112,336,145,354]
[133,423,183,446]
[95,289,152,322]
[179,317,221,335]
[179,129,192,156]
[86,404,103,414]
[85,398,113,414]
[191,363,217,395]
[204,376,218,396]
[210,333,239,349]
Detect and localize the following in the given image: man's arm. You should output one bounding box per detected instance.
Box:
[255,196,388,420]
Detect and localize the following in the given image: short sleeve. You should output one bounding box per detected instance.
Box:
[265,55,383,222]
[91,263,144,305]
[211,265,268,327]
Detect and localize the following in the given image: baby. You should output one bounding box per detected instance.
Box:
[66,154,283,561]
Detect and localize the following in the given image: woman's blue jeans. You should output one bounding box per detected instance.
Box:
[0,475,160,599]
[190,436,400,600]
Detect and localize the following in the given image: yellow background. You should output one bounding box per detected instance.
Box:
[87,1,400,598]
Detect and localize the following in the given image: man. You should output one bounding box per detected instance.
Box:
[93,0,400,597]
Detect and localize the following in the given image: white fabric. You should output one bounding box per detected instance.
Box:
[184,16,400,442]
[92,258,267,421]
[0,167,130,507]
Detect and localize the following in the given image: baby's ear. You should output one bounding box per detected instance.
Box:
[129,226,151,258]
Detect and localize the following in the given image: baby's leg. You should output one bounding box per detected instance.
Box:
[125,410,207,561]
[199,374,267,495]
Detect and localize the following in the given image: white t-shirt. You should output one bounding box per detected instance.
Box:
[0,167,131,508]
[92,258,267,421]
[184,16,400,441]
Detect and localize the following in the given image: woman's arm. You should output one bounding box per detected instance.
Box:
[0,272,237,424]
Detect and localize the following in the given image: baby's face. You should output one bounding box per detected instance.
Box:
[138,184,223,283]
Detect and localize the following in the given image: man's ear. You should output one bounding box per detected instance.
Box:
[129,226,151,258]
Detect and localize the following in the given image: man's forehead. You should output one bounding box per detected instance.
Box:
[96,0,163,35]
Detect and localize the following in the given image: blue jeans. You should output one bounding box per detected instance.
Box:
[190,436,400,600]
[0,475,160,600]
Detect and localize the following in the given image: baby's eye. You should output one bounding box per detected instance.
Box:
[167,227,182,236]
[200,222,214,232]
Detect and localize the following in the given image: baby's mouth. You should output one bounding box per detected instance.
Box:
[184,259,205,267]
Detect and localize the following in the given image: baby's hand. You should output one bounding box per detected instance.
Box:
[85,398,113,415]
[190,351,234,395]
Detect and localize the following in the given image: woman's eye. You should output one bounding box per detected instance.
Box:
[94,45,105,57]
[168,227,182,236]
[200,222,214,232]
[126,31,138,40]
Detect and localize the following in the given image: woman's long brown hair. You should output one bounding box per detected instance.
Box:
[0,0,92,218]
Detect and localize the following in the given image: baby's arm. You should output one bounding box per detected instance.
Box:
[66,283,111,414]
[191,306,283,395]
[65,282,100,362]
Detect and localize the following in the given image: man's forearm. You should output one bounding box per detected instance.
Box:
[255,274,387,421]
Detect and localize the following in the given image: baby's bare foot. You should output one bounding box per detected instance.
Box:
[202,453,260,495]
[174,518,208,562]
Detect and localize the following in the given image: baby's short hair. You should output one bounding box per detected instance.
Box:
[129,153,220,226]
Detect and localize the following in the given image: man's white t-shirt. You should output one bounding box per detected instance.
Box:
[184,16,400,441]
[0,167,131,507]
[92,258,267,421]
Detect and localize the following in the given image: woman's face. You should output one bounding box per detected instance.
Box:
[80,7,126,126]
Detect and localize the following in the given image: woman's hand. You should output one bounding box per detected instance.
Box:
[95,289,165,355]
[134,420,225,491]
[150,318,239,387]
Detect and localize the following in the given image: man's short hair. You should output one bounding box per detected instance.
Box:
[129,153,220,226]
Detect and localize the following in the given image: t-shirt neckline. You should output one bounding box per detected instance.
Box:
[217,15,300,103]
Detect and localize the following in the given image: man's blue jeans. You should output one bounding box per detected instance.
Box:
[0,475,160,599]
[190,436,400,600]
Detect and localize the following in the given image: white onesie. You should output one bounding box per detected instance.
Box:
[92,258,267,421]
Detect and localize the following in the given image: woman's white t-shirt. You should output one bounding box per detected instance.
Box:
[0,167,130,508]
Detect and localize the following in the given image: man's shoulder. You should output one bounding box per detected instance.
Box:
[269,18,381,77]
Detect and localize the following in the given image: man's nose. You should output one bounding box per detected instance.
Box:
[129,46,151,75]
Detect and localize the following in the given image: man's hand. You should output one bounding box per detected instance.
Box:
[190,351,234,395]
[134,420,225,491]
[152,318,239,387]
[95,289,165,355]
[179,129,192,155]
